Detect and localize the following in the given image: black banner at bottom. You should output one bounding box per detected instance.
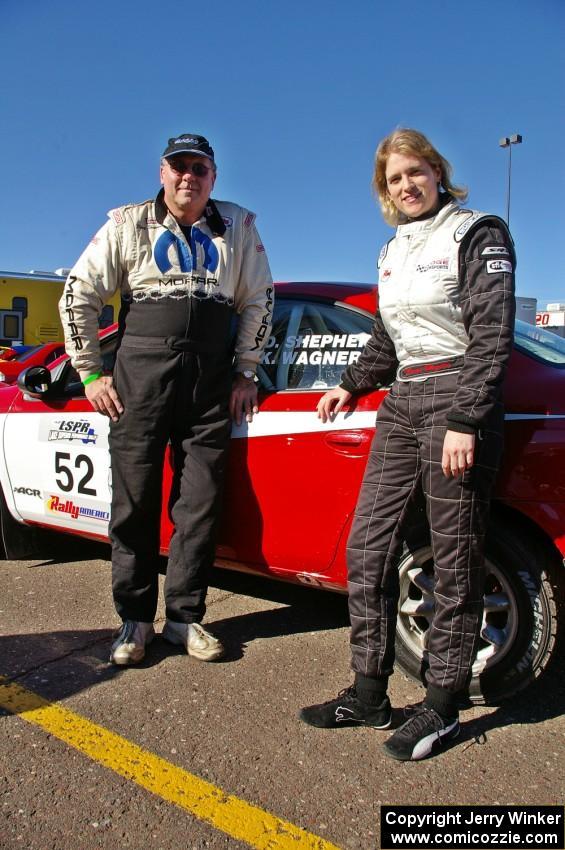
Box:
[381,805,564,849]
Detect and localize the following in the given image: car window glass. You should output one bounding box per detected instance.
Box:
[258,298,372,391]
[44,346,66,366]
[58,334,118,398]
[17,345,42,362]
[514,319,565,366]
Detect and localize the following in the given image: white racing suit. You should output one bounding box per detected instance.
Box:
[340,197,515,712]
[60,191,273,624]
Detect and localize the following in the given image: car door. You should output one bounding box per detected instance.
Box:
[2,345,114,538]
[216,295,387,588]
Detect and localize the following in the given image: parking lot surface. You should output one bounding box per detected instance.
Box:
[1,544,563,850]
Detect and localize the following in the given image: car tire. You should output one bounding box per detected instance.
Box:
[394,519,564,705]
[0,484,44,559]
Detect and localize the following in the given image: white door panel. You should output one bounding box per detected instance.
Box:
[4,411,112,535]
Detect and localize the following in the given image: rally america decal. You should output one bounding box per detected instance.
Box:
[46,495,110,523]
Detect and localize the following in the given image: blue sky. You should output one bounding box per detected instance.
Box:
[1,0,563,305]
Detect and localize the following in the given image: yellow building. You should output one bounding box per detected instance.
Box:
[0,270,119,347]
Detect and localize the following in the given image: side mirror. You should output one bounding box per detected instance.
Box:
[17,366,52,397]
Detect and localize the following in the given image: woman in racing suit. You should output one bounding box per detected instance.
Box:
[299,128,516,761]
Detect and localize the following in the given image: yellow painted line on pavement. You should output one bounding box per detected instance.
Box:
[0,677,340,850]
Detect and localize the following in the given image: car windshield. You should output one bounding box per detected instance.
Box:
[514,319,565,366]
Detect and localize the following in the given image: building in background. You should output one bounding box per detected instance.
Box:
[516,296,537,324]
[536,303,565,338]
[0,271,119,347]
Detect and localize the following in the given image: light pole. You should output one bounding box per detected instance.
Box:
[499,134,522,226]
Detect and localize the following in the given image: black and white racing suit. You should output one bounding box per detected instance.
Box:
[60,191,273,624]
[340,196,515,711]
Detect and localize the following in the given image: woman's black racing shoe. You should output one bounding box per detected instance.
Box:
[383,704,460,760]
[299,685,392,729]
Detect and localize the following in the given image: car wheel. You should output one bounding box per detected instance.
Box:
[0,484,43,559]
[394,520,564,704]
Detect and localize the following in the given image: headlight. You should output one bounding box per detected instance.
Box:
[0,372,6,381]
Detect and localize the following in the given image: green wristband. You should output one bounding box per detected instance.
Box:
[82,372,102,386]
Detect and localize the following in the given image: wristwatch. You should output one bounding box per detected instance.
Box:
[239,369,255,381]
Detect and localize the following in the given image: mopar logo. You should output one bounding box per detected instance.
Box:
[154,228,219,274]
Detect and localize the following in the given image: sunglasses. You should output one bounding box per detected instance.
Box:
[166,158,213,177]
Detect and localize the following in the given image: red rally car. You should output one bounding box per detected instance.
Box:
[0,342,66,385]
[2,282,564,703]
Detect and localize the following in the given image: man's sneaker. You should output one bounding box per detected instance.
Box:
[162,620,224,661]
[110,620,155,665]
[383,704,460,761]
[299,685,392,729]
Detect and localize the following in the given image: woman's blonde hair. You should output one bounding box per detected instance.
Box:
[373,128,468,226]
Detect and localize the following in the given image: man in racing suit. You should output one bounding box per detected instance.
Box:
[300,128,515,761]
[60,133,273,665]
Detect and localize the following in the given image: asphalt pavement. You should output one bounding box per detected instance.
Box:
[1,541,563,850]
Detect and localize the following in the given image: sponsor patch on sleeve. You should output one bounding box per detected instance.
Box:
[111,209,124,226]
[481,245,510,257]
[486,259,513,274]
[454,211,483,241]
[244,212,256,228]
[256,244,265,253]
[378,243,388,267]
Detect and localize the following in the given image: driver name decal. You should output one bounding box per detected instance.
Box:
[261,332,370,366]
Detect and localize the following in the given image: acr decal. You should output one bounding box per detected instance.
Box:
[154,228,219,275]
[486,259,513,274]
[48,419,98,445]
[46,495,109,522]
[416,258,449,273]
[13,487,41,497]
[481,245,510,256]
[111,209,124,226]
[244,212,256,228]
[454,211,483,242]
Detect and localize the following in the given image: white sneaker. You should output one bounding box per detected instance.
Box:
[110,620,155,665]
[162,620,224,661]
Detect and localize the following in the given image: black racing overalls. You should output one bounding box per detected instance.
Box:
[109,296,233,624]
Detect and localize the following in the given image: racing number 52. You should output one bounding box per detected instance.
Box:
[55,451,96,496]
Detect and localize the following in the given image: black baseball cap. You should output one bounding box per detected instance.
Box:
[162,133,215,162]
